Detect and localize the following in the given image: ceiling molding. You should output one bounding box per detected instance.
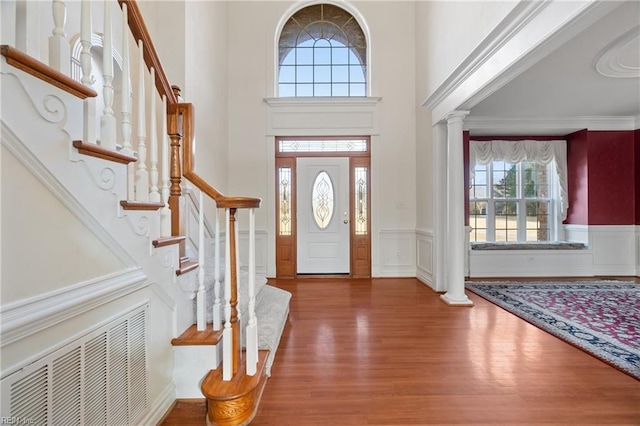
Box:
[594,25,640,78]
[422,1,549,109]
[464,115,639,136]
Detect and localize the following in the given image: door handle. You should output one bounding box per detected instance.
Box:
[343,219,349,224]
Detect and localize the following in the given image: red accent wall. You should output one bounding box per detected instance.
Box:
[587,131,635,225]
[636,129,640,225]
[565,130,589,225]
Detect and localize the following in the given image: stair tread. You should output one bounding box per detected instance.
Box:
[73,140,137,164]
[177,259,198,276]
[1,45,97,99]
[153,236,186,248]
[201,350,269,400]
[171,324,223,346]
[120,200,165,210]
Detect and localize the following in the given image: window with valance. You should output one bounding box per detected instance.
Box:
[469,140,568,243]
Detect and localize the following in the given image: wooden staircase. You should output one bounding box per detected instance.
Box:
[1,2,286,424]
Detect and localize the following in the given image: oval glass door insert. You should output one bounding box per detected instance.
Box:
[312,171,334,229]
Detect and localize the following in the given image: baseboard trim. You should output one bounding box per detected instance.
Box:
[139,381,176,426]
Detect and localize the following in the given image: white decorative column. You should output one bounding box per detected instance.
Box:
[433,122,448,292]
[441,111,473,306]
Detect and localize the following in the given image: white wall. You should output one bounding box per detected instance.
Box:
[185,1,229,195]
[227,1,417,277]
[415,0,518,102]
[2,149,125,303]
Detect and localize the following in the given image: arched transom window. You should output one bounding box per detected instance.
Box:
[278,3,367,97]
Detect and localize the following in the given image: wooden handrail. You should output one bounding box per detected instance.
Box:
[117,0,177,109]
[179,103,262,209]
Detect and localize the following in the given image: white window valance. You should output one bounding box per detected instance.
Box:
[469,140,569,220]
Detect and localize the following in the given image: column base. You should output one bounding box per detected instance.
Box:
[440,292,474,307]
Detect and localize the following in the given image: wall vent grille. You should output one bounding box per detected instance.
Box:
[1,304,148,425]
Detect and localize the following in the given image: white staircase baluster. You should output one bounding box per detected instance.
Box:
[212,208,222,330]
[246,208,258,376]
[135,40,149,201]
[222,209,232,381]
[160,95,171,236]
[49,0,70,75]
[149,67,160,202]
[15,0,41,59]
[100,0,116,150]
[120,3,135,200]
[196,192,206,331]
[80,0,96,144]
[234,208,242,361]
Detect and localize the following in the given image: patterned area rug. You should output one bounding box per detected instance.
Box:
[466,281,640,380]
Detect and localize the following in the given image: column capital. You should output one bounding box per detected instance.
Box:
[444,110,470,124]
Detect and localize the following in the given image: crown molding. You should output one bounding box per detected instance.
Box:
[422,1,549,109]
[425,1,622,124]
[464,115,640,136]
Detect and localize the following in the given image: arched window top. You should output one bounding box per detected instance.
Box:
[278,3,368,97]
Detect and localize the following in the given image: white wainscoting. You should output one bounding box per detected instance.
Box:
[636,226,640,276]
[564,224,590,244]
[469,249,594,277]
[378,229,416,277]
[238,229,269,276]
[415,229,435,287]
[469,225,637,277]
[0,268,148,349]
[590,225,637,276]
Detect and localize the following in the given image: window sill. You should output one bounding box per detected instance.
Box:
[471,241,587,251]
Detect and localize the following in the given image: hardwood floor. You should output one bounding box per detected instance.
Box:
[161,278,640,425]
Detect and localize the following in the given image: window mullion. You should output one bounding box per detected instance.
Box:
[517,163,525,241]
[487,163,495,241]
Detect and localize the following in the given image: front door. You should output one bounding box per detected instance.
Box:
[296,157,350,274]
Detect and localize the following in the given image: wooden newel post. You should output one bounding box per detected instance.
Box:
[167,85,184,240]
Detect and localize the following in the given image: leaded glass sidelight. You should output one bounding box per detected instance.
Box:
[279,167,292,235]
[355,167,367,235]
[311,171,334,229]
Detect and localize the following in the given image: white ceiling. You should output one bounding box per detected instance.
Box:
[467,0,640,136]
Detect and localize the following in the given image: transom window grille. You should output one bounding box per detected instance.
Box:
[470,160,554,242]
[279,139,367,153]
[312,171,335,229]
[278,3,367,97]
